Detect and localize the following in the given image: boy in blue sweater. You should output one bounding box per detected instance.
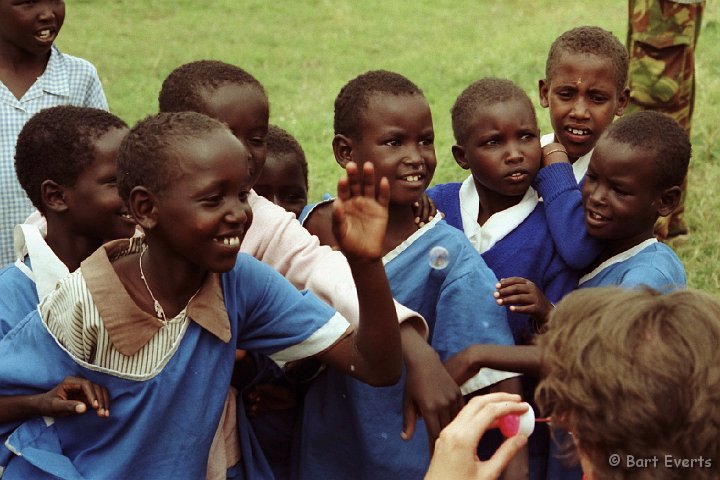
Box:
[444,109,691,477]
[427,77,578,480]
[535,26,630,270]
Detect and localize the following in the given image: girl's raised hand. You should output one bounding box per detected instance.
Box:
[332,161,390,261]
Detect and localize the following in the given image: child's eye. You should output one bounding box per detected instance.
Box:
[520,133,536,141]
[556,90,574,100]
[584,173,597,183]
[419,137,434,146]
[250,136,267,147]
[238,190,250,203]
[202,195,223,206]
[384,139,401,147]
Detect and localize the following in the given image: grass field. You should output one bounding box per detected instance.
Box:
[58,1,719,293]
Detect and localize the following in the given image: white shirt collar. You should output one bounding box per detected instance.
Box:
[13,223,69,300]
[459,175,538,254]
[579,238,658,285]
[540,132,592,184]
[383,213,443,266]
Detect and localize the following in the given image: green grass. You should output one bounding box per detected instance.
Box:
[57,0,719,293]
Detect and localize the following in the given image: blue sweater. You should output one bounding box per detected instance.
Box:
[427,182,579,345]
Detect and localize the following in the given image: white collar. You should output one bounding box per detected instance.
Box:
[540,132,592,184]
[13,223,69,300]
[579,238,658,285]
[383,213,443,266]
[458,175,538,254]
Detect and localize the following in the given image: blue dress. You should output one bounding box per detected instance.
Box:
[0,253,349,480]
[294,215,514,479]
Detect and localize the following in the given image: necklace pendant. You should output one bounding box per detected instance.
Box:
[153,300,164,319]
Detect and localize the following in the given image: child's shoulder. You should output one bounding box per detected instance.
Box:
[52,46,100,74]
[426,182,461,204]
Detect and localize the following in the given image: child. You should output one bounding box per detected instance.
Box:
[0,0,108,265]
[535,25,630,269]
[429,287,720,480]
[253,124,309,219]
[0,106,135,337]
[535,286,719,480]
[426,77,579,479]
[158,60,460,457]
[296,70,519,479]
[0,111,402,479]
[0,105,134,472]
[446,110,691,476]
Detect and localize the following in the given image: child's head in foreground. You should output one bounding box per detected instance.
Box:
[118,111,253,273]
[540,25,629,162]
[254,124,308,218]
[451,77,541,204]
[582,111,690,253]
[0,0,65,57]
[14,105,135,242]
[158,60,269,186]
[536,286,720,480]
[333,69,436,207]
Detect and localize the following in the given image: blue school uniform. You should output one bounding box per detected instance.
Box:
[0,239,352,480]
[579,238,686,292]
[293,213,514,480]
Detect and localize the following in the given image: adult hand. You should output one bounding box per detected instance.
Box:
[425,393,528,480]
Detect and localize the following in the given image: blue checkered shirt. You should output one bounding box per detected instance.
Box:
[0,45,108,265]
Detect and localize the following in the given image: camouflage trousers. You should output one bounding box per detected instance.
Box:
[626,0,704,238]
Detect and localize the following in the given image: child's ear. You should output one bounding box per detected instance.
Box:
[40,180,69,213]
[538,79,550,108]
[615,86,630,116]
[128,186,158,230]
[656,185,682,217]
[332,134,353,168]
[451,145,470,170]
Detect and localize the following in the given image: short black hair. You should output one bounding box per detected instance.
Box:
[266,124,308,188]
[334,70,424,139]
[158,60,266,113]
[451,77,537,145]
[15,106,128,211]
[603,111,691,189]
[118,112,231,201]
[545,26,628,93]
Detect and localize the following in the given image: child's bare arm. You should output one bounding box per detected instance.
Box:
[0,376,110,423]
[444,345,541,385]
[401,322,464,450]
[494,277,554,327]
[316,162,402,386]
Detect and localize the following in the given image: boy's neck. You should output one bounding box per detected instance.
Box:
[597,230,656,266]
[383,204,420,255]
[44,220,102,272]
[0,42,51,100]
[475,182,527,227]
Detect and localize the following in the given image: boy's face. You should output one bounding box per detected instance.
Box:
[63,127,136,242]
[254,153,308,219]
[0,0,65,56]
[150,129,253,273]
[454,98,541,201]
[348,93,436,206]
[199,83,269,188]
[539,52,628,161]
[582,136,661,252]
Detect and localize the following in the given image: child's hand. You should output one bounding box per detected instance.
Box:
[332,161,390,261]
[443,347,480,387]
[40,376,110,418]
[412,194,438,229]
[494,277,554,327]
[244,383,299,417]
[541,142,569,167]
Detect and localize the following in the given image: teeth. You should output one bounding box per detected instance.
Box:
[38,30,51,39]
[403,175,421,182]
[568,127,589,136]
[216,236,240,247]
